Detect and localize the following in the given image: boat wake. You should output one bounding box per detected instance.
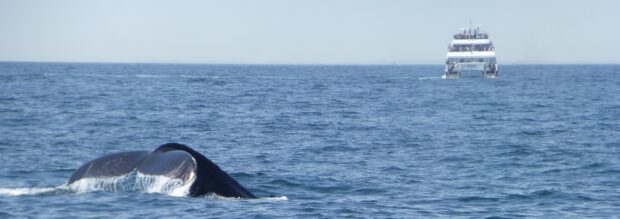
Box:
[418,76,444,80]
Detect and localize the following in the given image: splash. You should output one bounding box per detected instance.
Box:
[0,187,59,196]
[0,171,196,197]
[65,171,195,197]
[137,172,195,197]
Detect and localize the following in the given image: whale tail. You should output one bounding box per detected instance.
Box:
[68,143,256,198]
[155,143,256,198]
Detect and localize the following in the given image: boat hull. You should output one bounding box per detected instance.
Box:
[444,62,497,78]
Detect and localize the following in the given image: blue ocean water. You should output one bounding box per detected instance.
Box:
[0,62,619,218]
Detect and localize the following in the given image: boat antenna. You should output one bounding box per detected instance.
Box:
[469,19,472,30]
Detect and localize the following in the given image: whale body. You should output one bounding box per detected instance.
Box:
[68,143,256,198]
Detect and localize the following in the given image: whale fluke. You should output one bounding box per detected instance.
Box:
[68,143,256,198]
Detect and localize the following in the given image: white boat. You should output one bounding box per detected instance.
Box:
[444,23,497,78]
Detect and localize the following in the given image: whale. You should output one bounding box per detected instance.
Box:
[68,143,256,198]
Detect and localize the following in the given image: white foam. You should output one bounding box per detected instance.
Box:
[0,171,193,197]
[65,172,136,193]
[0,187,58,196]
[136,172,195,197]
[419,76,443,80]
[134,74,171,78]
[261,195,288,201]
[65,170,195,197]
[179,75,220,79]
[205,193,241,200]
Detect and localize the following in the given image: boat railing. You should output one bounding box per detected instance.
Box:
[453,33,489,39]
[448,44,495,52]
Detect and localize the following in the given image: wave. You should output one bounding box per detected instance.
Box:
[504,190,596,202]
[179,74,221,79]
[457,196,499,203]
[134,74,172,78]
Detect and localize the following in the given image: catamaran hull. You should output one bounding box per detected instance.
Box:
[444,62,497,78]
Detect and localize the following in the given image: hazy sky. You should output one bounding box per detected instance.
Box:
[1,0,619,64]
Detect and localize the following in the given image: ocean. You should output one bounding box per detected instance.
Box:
[0,62,618,218]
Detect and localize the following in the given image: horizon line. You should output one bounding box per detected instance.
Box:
[1,60,619,66]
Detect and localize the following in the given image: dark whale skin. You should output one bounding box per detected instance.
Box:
[68,143,256,198]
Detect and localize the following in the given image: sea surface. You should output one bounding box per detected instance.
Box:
[0,63,619,218]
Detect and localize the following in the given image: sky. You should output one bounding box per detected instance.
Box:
[1,0,619,64]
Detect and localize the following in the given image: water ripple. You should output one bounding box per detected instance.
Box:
[1,63,619,217]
